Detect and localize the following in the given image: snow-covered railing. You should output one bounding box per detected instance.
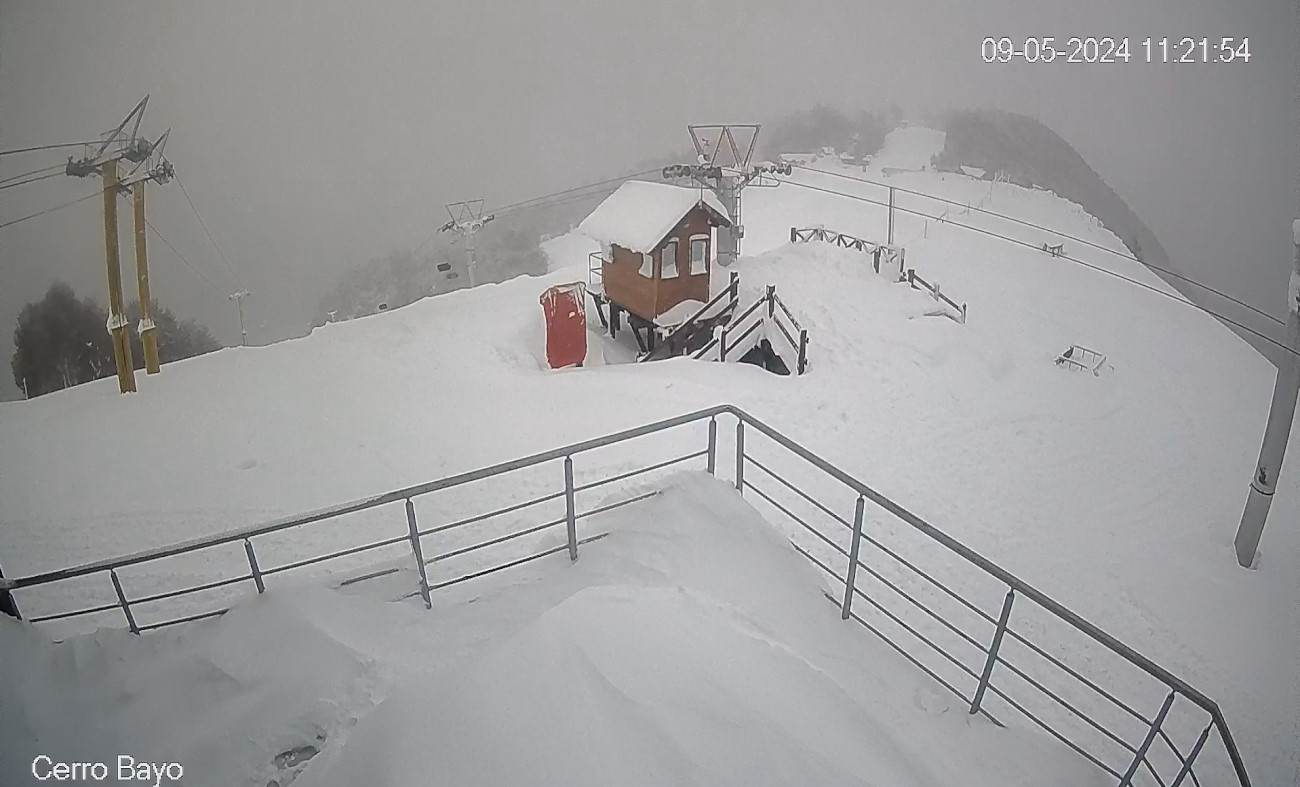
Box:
[906,268,968,324]
[0,406,1251,787]
[790,226,906,277]
[691,285,809,375]
[637,272,740,363]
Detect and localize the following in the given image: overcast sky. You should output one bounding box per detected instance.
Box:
[1,0,1294,399]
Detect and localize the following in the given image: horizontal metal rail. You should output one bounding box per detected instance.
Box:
[3,406,730,591]
[2,403,1249,787]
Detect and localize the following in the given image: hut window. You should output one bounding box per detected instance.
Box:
[661,240,679,279]
[639,252,654,277]
[689,235,709,275]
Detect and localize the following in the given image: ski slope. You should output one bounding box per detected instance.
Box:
[1,127,1296,786]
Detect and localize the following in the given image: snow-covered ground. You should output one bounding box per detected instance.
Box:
[1,127,1296,786]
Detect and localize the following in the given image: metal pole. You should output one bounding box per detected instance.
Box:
[706,416,717,475]
[21,377,28,400]
[564,456,578,561]
[109,569,140,634]
[1118,691,1176,787]
[716,176,741,267]
[243,538,265,594]
[766,284,775,318]
[841,495,866,619]
[102,161,137,393]
[1169,723,1212,787]
[1235,220,1300,567]
[230,291,250,347]
[405,499,432,608]
[970,588,1015,715]
[887,186,895,245]
[132,182,160,374]
[735,419,745,492]
[0,561,21,620]
[797,330,808,374]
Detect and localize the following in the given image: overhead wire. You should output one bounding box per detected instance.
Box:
[794,164,1283,327]
[174,171,243,288]
[0,190,102,231]
[777,177,1297,360]
[413,168,662,255]
[142,216,228,295]
[0,141,103,158]
[0,170,64,192]
[0,163,65,187]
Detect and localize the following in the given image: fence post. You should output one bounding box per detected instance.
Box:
[873,247,881,274]
[789,227,797,243]
[734,419,745,493]
[564,456,578,561]
[243,538,265,594]
[109,569,140,635]
[970,588,1015,715]
[841,495,866,619]
[797,330,808,375]
[766,285,775,318]
[719,326,728,362]
[1119,692,1177,787]
[0,562,20,620]
[729,271,739,311]
[404,499,432,609]
[707,416,717,475]
[960,303,968,324]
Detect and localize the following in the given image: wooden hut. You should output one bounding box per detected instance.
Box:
[579,181,732,331]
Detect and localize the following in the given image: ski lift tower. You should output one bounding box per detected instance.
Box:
[64,96,157,394]
[116,128,174,375]
[438,199,495,287]
[662,124,791,268]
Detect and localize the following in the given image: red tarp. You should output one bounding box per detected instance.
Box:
[540,283,587,369]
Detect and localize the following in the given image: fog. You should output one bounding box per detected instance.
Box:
[1,0,1294,399]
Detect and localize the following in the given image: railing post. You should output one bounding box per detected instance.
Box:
[1169,722,1212,787]
[0,561,21,620]
[797,330,808,375]
[789,226,796,243]
[404,499,432,609]
[734,419,745,493]
[1118,692,1176,787]
[110,569,140,635]
[766,284,775,318]
[729,271,739,311]
[706,416,717,475]
[243,538,265,594]
[872,247,881,274]
[840,495,866,619]
[564,456,578,561]
[970,588,1015,715]
[719,326,728,362]
[960,303,967,324]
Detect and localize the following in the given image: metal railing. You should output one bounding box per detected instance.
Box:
[691,286,809,375]
[790,225,906,277]
[0,405,1249,787]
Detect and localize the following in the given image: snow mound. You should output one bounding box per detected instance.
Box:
[293,473,1098,787]
[578,180,729,254]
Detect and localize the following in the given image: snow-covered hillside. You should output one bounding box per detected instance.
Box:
[1,127,1296,786]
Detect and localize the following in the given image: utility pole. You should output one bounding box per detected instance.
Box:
[662,124,790,268]
[229,290,251,346]
[1235,219,1300,568]
[65,96,155,394]
[118,129,173,375]
[438,200,494,287]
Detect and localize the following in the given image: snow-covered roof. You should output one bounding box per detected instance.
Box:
[578,181,730,255]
